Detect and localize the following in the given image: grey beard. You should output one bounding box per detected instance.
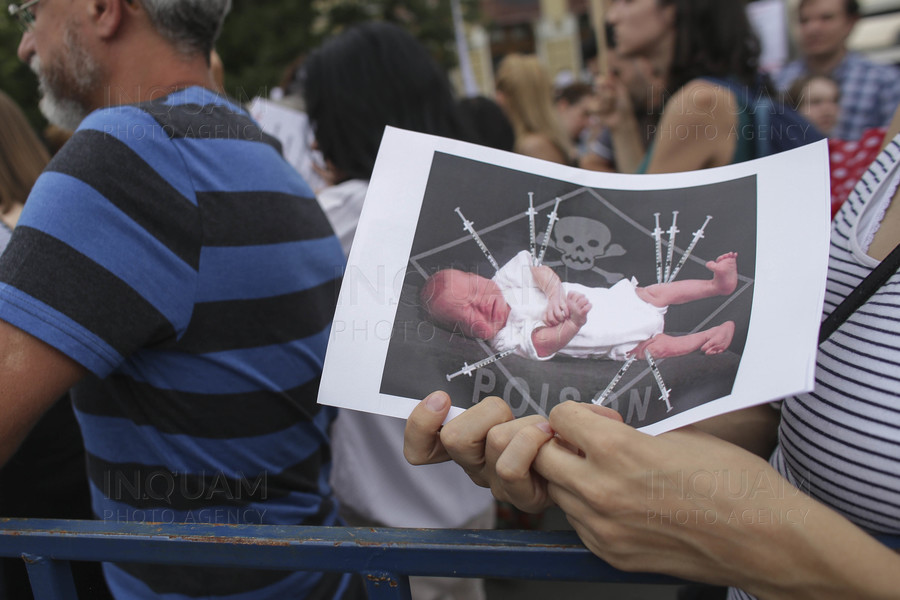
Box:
[30,26,100,131]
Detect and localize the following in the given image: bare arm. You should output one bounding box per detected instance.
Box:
[867,109,900,260]
[691,403,780,458]
[593,74,648,174]
[646,80,739,174]
[530,264,563,296]
[516,133,569,165]
[536,402,900,600]
[578,152,616,173]
[0,319,86,464]
[530,264,568,325]
[531,291,591,358]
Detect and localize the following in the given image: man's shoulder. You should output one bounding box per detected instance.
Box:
[840,52,900,79]
[77,87,267,147]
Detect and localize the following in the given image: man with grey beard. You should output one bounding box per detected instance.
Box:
[0,1,362,599]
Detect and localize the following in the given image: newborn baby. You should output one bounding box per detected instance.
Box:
[421,250,736,361]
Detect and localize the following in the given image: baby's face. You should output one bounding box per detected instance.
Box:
[429,271,510,339]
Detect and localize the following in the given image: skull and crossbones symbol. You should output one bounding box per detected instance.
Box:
[548,216,626,283]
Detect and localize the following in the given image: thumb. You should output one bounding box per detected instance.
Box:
[404,391,453,465]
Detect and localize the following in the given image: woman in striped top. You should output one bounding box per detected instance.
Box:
[405,113,900,598]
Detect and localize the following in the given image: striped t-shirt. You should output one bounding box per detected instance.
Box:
[0,87,358,599]
[729,134,900,599]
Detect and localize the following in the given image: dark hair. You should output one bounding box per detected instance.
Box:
[302,22,472,181]
[662,0,764,93]
[555,82,594,105]
[783,74,840,110]
[798,0,860,18]
[456,96,515,152]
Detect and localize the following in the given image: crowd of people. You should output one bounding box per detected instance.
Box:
[0,1,897,600]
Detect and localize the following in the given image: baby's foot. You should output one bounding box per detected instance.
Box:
[700,321,735,355]
[706,252,738,295]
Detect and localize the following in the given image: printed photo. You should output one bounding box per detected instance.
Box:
[380,153,756,428]
[319,128,828,435]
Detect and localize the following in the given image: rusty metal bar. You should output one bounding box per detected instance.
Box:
[362,570,412,600]
[2,518,897,600]
[0,519,679,584]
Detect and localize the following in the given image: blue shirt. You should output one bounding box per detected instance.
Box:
[0,87,355,600]
[775,51,900,141]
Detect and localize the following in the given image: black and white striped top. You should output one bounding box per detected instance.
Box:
[729,136,900,600]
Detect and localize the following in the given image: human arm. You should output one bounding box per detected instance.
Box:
[0,319,86,464]
[645,80,740,174]
[867,109,900,261]
[530,264,567,325]
[578,152,617,172]
[533,401,900,600]
[594,74,647,174]
[530,291,591,358]
[690,403,780,458]
[516,133,570,165]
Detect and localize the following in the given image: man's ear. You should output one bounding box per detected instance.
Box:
[87,0,127,39]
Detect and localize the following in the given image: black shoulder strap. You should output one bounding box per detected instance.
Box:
[819,241,900,344]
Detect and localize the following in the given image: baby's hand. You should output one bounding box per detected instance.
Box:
[566,291,591,327]
[543,290,569,326]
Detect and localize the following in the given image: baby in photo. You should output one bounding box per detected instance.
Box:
[421,250,737,361]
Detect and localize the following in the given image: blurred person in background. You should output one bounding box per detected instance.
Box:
[786,74,887,217]
[785,74,841,137]
[596,0,797,174]
[0,90,47,245]
[457,95,516,152]
[580,43,664,173]
[302,21,495,600]
[775,0,900,141]
[553,81,600,166]
[494,53,575,165]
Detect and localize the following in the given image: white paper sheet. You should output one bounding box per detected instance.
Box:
[318,127,831,435]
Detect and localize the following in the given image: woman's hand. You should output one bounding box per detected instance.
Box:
[533,401,900,599]
[405,393,556,512]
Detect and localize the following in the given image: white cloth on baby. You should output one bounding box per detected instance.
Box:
[490,250,666,361]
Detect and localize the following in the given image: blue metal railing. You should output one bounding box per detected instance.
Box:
[0,518,682,599]
[2,519,898,599]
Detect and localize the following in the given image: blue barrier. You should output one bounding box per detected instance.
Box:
[0,518,682,599]
[2,519,898,599]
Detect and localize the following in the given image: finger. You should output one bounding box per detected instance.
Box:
[548,401,633,457]
[403,391,452,465]
[490,418,552,477]
[492,421,556,511]
[630,339,650,358]
[441,396,514,472]
[532,435,589,487]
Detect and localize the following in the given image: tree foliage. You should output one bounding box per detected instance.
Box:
[0,19,45,131]
[0,0,480,131]
[216,0,480,101]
